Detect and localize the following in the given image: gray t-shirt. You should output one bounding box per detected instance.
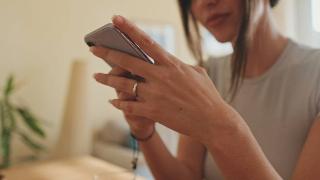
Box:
[204,39,320,180]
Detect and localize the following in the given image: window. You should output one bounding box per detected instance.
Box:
[312,0,320,32]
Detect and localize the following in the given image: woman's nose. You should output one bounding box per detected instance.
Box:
[203,0,219,5]
[200,0,219,9]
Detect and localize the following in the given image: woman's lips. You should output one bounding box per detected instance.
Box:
[205,13,230,27]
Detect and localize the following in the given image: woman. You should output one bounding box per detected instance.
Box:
[90,0,320,179]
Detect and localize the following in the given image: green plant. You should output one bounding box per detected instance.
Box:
[0,75,46,169]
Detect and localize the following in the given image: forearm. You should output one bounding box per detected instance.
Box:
[206,106,282,180]
[291,119,320,180]
[139,131,199,180]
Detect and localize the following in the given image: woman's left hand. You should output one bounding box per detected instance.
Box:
[91,15,231,144]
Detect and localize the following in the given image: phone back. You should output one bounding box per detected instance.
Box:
[84,23,152,64]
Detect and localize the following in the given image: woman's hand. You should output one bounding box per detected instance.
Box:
[90,15,233,144]
[95,66,155,139]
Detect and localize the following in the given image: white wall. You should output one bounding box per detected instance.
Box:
[272,0,297,40]
[295,0,320,48]
[272,0,320,48]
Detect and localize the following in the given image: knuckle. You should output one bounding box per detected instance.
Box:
[171,60,184,71]
[141,35,154,47]
[165,55,179,67]
[193,65,206,74]
[199,66,207,73]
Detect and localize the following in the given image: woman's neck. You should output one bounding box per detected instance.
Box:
[245,8,288,78]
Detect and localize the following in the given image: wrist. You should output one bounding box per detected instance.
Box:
[204,102,246,146]
[131,125,155,142]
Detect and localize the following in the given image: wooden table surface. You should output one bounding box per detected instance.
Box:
[1,156,145,180]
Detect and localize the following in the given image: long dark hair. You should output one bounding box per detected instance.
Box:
[178,0,280,100]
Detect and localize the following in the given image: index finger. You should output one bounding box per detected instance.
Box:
[90,46,156,79]
[112,15,173,65]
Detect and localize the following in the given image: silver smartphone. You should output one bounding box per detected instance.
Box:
[84,23,154,67]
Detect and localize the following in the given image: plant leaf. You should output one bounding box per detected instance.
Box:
[18,132,44,151]
[4,75,14,97]
[0,100,4,130]
[0,101,10,169]
[1,129,11,168]
[16,108,45,138]
[5,103,16,131]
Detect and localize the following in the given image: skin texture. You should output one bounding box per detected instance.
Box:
[92,38,227,143]
[90,1,320,179]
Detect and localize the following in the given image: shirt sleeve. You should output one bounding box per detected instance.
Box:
[314,52,320,120]
[317,98,320,119]
[317,62,320,120]
[316,75,320,120]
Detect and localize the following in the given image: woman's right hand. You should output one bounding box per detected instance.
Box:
[94,66,155,139]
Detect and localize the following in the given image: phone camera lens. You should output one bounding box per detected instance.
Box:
[87,42,95,47]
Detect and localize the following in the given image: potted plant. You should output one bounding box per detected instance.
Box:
[0,75,46,169]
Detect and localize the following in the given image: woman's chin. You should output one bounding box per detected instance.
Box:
[208,29,235,43]
[213,33,234,43]
[215,37,230,43]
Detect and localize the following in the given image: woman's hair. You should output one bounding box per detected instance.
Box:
[178,0,280,100]
[270,0,280,7]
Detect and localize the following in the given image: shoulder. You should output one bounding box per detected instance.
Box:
[289,41,320,116]
[285,40,320,84]
[288,40,320,68]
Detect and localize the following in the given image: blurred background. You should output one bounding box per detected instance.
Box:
[0,0,319,179]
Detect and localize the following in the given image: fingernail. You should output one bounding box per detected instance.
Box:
[109,100,117,107]
[89,46,96,52]
[93,73,99,79]
[111,15,118,21]
[90,47,107,55]
[109,99,121,109]
[112,15,124,24]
